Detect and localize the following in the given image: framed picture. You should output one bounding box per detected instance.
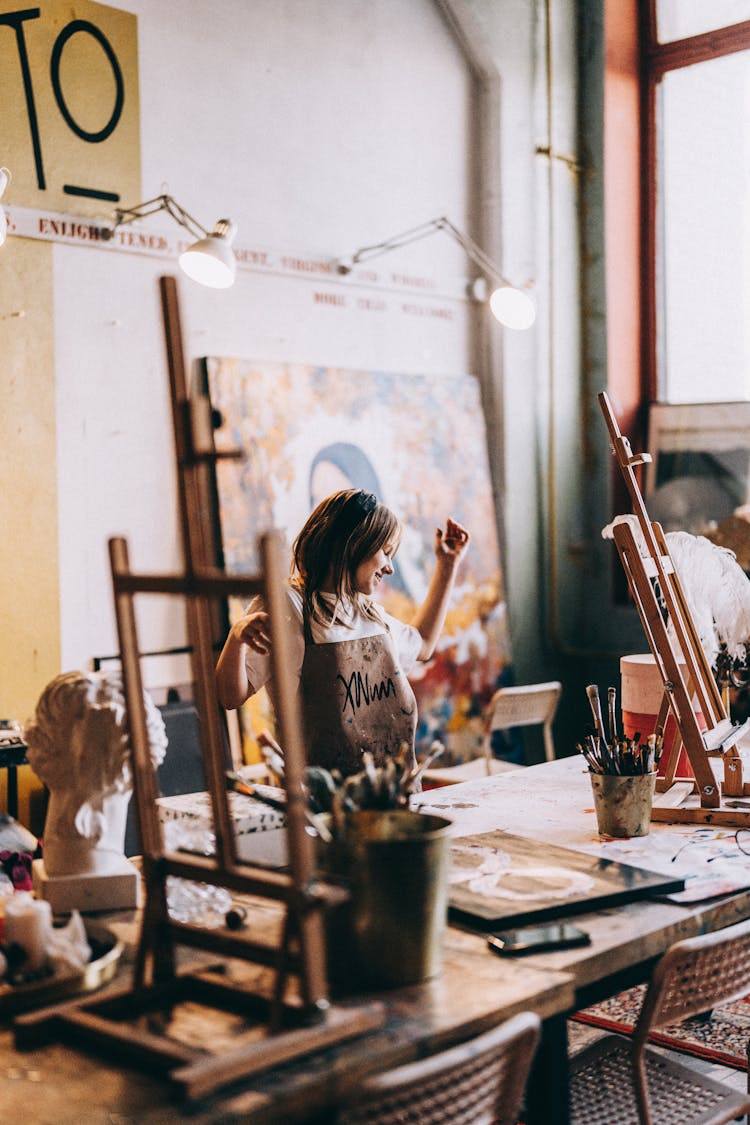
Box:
[646,401,750,539]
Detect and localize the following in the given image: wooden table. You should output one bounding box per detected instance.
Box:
[415,754,750,1125]
[0,912,573,1124]
[5,755,750,1123]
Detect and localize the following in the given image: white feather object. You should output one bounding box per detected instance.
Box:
[602,517,750,672]
[665,531,750,670]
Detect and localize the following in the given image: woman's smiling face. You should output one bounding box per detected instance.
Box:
[354,540,397,595]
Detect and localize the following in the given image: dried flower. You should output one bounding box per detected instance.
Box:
[0,850,33,892]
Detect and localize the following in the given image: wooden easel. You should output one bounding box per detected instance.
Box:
[599,391,750,826]
[15,277,383,1103]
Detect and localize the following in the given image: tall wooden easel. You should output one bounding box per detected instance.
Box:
[600,391,750,826]
[15,277,383,1103]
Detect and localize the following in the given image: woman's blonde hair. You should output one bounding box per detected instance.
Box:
[291,489,401,625]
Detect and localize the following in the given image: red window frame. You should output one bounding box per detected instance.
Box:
[608,3,750,421]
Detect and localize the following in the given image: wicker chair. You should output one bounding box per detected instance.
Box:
[569,916,750,1125]
[336,1010,540,1125]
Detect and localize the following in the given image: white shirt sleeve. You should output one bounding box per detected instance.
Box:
[383,611,422,674]
[242,589,306,695]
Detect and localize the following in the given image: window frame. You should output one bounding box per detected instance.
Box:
[641,6,750,404]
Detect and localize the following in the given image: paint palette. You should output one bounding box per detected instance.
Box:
[448,830,685,929]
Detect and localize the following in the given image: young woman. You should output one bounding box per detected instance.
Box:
[215,488,470,777]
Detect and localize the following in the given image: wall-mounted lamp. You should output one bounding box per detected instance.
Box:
[101,194,237,289]
[336,215,535,330]
[0,167,11,248]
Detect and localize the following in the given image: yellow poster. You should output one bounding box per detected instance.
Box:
[0,0,140,215]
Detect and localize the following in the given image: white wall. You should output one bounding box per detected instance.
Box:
[53,0,476,680]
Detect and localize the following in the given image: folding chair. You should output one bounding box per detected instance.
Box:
[487,680,561,764]
[423,681,561,786]
[336,1010,540,1125]
[569,916,750,1125]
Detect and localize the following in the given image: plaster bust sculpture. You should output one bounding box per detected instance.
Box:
[26,671,167,877]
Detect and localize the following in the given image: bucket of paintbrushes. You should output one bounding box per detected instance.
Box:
[582,683,660,838]
[311,743,453,992]
[320,808,453,991]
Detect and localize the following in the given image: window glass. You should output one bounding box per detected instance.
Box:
[657,0,750,42]
[657,50,750,402]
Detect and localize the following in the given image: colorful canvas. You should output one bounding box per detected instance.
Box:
[203,358,511,760]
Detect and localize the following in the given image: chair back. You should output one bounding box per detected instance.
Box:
[336,1010,540,1125]
[486,681,562,762]
[569,917,750,1125]
[633,915,750,1051]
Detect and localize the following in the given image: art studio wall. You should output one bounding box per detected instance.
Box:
[0,0,631,818]
[2,0,474,709]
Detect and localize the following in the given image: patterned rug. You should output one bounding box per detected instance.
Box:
[572,983,750,1070]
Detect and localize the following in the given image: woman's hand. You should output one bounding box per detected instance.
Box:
[435,518,470,567]
[232,610,272,655]
[413,518,471,659]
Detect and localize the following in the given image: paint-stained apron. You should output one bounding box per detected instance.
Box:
[300,625,418,778]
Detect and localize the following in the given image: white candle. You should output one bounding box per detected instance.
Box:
[4,894,53,972]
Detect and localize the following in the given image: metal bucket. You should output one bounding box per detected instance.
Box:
[590,771,656,838]
[320,808,453,991]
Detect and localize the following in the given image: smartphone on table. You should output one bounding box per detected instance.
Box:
[487,922,590,956]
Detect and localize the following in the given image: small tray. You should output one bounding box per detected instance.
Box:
[0,919,124,1016]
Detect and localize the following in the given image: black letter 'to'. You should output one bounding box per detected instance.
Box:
[50,19,124,143]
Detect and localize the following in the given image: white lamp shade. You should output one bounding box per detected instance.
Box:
[179,218,237,289]
[489,285,536,330]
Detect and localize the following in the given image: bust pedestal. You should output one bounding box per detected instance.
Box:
[33,794,140,913]
[32,855,140,913]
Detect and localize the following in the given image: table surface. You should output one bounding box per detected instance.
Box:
[5,756,750,1124]
[414,753,750,990]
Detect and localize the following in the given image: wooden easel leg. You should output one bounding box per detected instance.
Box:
[134,875,175,992]
[653,694,682,793]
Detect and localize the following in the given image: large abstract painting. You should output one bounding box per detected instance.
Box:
[204,358,511,762]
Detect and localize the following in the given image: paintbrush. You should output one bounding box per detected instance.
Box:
[585,684,606,744]
[226,770,286,809]
[577,740,603,773]
[257,729,285,778]
[225,771,332,842]
[406,740,445,789]
[607,686,618,743]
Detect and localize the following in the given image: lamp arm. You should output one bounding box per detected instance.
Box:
[345,214,514,288]
[436,217,512,288]
[111,194,208,241]
[349,217,448,266]
[161,197,209,240]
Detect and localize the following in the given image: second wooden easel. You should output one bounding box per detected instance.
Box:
[600,391,750,826]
